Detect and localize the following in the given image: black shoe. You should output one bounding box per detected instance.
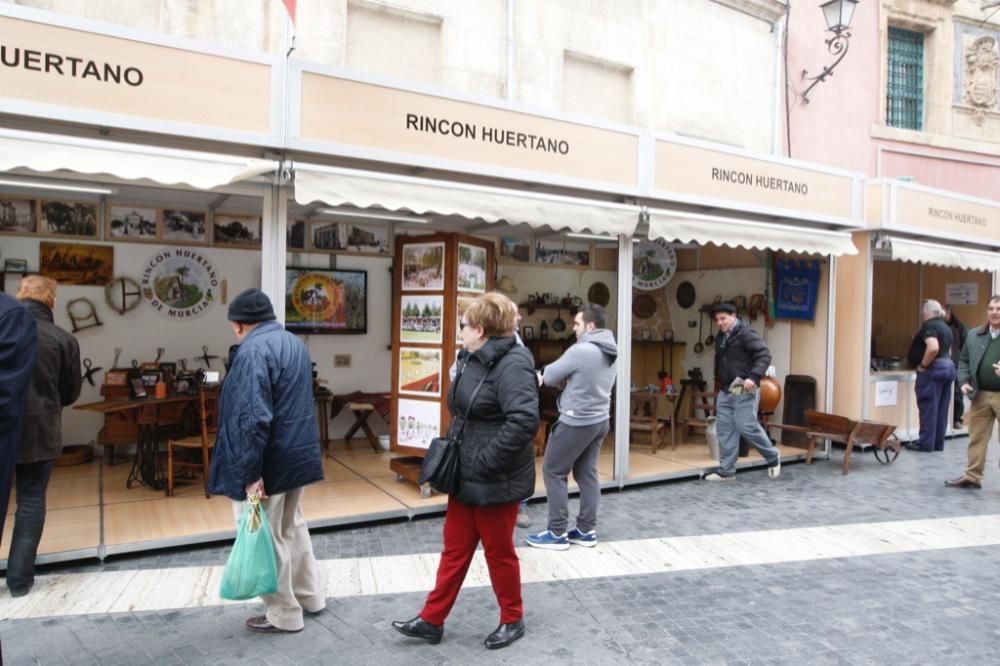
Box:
[484,620,525,649]
[392,616,443,644]
[944,477,982,489]
[245,616,302,633]
[903,441,931,452]
[8,581,33,598]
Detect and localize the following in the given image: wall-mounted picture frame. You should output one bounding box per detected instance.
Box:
[162,209,208,245]
[40,200,99,239]
[401,294,444,344]
[107,205,159,242]
[39,241,113,285]
[213,213,261,248]
[285,267,368,334]
[401,242,445,291]
[0,197,38,235]
[309,220,345,252]
[456,295,475,343]
[344,223,390,255]
[396,398,441,449]
[457,243,487,293]
[398,347,443,397]
[3,258,28,272]
[286,219,305,250]
[534,239,592,268]
[498,236,531,264]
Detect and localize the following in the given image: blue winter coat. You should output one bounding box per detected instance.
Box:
[208,321,323,501]
[0,293,38,533]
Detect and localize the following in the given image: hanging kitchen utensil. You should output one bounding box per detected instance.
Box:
[552,308,566,333]
[676,281,696,309]
[694,312,705,354]
[705,317,715,346]
[749,293,765,321]
[632,293,657,319]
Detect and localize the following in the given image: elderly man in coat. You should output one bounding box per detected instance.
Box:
[0,293,37,553]
[208,289,326,633]
[7,277,81,597]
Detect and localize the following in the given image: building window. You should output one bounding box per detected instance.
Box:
[886,27,924,130]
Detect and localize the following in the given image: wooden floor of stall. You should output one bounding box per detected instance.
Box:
[2,435,805,567]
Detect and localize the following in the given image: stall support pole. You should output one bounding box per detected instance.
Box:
[613,234,634,486]
[261,176,289,323]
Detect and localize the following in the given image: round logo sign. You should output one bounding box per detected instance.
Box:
[141,248,219,319]
[632,238,677,291]
[290,271,344,324]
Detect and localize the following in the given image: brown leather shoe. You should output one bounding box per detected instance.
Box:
[944,477,981,489]
[245,615,302,633]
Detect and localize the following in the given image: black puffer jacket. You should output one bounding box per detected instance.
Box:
[713,320,771,390]
[19,299,82,463]
[449,336,539,507]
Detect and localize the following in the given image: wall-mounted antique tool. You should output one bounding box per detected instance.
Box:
[81,358,102,386]
[196,345,219,368]
[66,298,102,333]
[104,277,142,315]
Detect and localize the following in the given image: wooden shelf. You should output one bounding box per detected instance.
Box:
[518,301,580,316]
[631,340,686,345]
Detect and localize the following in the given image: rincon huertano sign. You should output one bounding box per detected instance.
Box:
[0,11,272,135]
[142,248,219,319]
[654,138,857,223]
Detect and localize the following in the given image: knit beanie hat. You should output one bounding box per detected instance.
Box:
[227,288,276,323]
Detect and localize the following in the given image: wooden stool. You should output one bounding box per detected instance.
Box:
[344,402,381,453]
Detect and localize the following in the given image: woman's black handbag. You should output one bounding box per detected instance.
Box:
[418,363,491,495]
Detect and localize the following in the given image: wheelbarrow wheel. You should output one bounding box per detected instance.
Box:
[874,434,902,464]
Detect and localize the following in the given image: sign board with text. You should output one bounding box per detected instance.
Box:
[653,137,860,225]
[294,69,641,191]
[867,180,1000,246]
[0,7,276,142]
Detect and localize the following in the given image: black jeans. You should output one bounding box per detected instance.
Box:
[6,459,55,593]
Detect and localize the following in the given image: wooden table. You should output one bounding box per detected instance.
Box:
[76,395,198,490]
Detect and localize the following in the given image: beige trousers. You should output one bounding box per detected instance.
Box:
[231,487,325,630]
[964,390,1000,483]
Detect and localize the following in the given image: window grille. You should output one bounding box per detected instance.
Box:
[886,27,924,130]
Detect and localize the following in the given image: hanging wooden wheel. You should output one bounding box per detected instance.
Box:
[104,276,142,315]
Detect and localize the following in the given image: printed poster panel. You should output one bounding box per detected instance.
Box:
[397,398,441,450]
[398,347,442,397]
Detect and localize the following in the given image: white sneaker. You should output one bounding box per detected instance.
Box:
[768,458,782,479]
[704,472,735,481]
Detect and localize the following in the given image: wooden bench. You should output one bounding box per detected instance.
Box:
[799,409,897,475]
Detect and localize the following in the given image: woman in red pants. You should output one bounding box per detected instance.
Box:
[393,292,539,650]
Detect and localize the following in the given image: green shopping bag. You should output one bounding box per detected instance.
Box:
[219,494,279,601]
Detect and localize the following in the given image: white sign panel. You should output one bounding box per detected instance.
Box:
[875,381,898,407]
[945,283,978,305]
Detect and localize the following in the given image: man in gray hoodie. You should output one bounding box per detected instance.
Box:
[527,304,617,550]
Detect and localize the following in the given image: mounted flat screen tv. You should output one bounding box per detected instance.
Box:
[284,267,367,335]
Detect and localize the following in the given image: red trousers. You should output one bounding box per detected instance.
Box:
[420,496,523,625]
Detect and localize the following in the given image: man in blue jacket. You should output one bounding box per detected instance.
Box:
[0,292,37,549]
[209,289,325,633]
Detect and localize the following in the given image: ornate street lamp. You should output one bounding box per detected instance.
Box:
[801,0,859,104]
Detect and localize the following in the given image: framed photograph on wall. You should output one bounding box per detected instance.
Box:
[0,197,37,235]
[287,219,305,250]
[284,267,367,334]
[396,398,441,449]
[39,241,113,285]
[534,239,592,268]
[107,205,158,242]
[457,243,487,293]
[39,200,99,239]
[401,294,444,344]
[398,347,443,397]
[309,220,345,252]
[162,209,207,245]
[401,242,445,291]
[344,224,390,255]
[497,236,531,264]
[213,213,262,248]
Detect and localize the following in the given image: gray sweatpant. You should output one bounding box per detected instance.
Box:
[542,420,609,534]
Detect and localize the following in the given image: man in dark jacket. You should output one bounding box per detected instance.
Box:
[0,292,37,559]
[704,303,781,481]
[208,289,325,633]
[7,277,80,597]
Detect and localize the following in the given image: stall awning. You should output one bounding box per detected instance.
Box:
[647,209,858,256]
[0,129,278,190]
[883,236,1000,273]
[294,164,640,236]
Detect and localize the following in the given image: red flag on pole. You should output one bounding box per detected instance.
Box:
[282,0,296,23]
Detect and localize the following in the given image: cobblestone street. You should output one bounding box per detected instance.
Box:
[4,438,1000,665]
